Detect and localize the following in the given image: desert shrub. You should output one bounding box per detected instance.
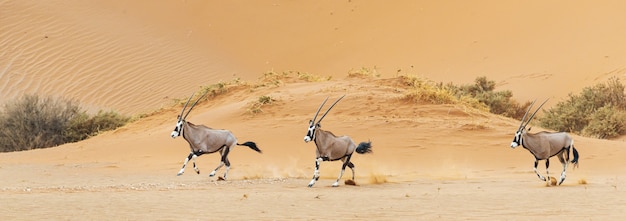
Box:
[199,78,242,98]
[65,111,130,142]
[247,95,276,114]
[399,75,486,109]
[541,77,626,138]
[0,94,130,152]
[297,71,331,82]
[448,76,530,118]
[348,67,380,78]
[582,105,626,139]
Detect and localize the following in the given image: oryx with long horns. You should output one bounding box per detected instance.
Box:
[171,92,262,180]
[510,99,579,185]
[304,95,373,187]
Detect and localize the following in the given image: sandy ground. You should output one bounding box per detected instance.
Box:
[1,1,626,220]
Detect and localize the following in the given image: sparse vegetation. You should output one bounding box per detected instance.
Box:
[447,76,532,119]
[540,77,626,139]
[399,75,527,116]
[0,94,130,152]
[247,95,276,114]
[199,78,243,98]
[348,66,380,78]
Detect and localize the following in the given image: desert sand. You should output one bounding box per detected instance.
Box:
[1,1,626,220]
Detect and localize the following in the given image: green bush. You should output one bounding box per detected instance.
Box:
[582,105,626,139]
[540,77,626,138]
[0,94,130,152]
[448,76,530,119]
[64,111,130,142]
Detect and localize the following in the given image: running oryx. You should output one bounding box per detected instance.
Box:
[304,95,373,187]
[171,92,262,180]
[510,99,579,185]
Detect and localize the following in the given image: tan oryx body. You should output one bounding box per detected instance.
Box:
[171,92,262,180]
[304,96,372,187]
[510,99,579,185]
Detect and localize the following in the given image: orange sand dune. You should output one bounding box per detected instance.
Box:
[2,1,626,114]
[2,1,626,220]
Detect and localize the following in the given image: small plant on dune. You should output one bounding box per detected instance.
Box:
[348,66,380,78]
[297,71,331,82]
[257,70,330,87]
[540,77,626,139]
[259,71,290,87]
[199,78,243,98]
[0,94,130,152]
[247,95,276,114]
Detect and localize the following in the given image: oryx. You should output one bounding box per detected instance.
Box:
[304,95,373,187]
[171,92,262,180]
[510,99,579,185]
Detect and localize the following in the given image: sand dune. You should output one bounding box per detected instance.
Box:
[2,1,626,220]
[3,1,626,114]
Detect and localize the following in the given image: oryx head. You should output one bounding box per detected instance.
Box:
[171,92,205,138]
[304,95,345,143]
[511,99,548,148]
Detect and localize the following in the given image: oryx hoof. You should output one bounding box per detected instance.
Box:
[332,182,339,187]
[177,172,183,176]
[209,172,216,177]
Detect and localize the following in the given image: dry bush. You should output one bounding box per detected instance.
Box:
[0,94,130,152]
[247,95,276,114]
[448,76,530,119]
[541,77,626,139]
[399,75,487,111]
[348,67,380,78]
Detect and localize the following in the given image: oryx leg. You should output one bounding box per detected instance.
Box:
[557,154,568,185]
[533,159,546,181]
[209,146,228,178]
[178,152,199,176]
[308,158,323,187]
[347,162,355,180]
[545,159,552,186]
[221,147,232,180]
[332,155,353,187]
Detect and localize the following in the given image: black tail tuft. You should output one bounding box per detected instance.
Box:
[356,141,372,154]
[571,147,579,168]
[238,141,262,153]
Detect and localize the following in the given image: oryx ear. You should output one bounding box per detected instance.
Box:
[316,123,321,128]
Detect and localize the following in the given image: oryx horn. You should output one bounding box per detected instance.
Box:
[520,99,549,130]
[182,92,208,120]
[179,92,196,118]
[316,95,346,124]
[517,99,536,131]
[312,97,329,123]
